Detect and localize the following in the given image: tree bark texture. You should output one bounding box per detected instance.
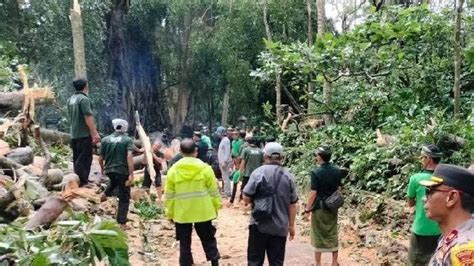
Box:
[307,0,313,45]
[25,197,69,229]
[317,0,334,124]
[70,0,87,79]
[307,0,314,113]
[262,0,282,123]
[221,86,230,126]
[106,0,168,133]
[453,0,464,117]
[0,90,54,112]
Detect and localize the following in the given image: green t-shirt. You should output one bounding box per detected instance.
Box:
[202,135,212,149]
[68,92,93,139]
[231,170,241,183]
[232,138,244,157]
[407,170,441,236]
[242,146,264,177]
[100,132,133,175]
[238,142,249,158]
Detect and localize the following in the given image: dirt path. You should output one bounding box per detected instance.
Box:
[153,204,373,265]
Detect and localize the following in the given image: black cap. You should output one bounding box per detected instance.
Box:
[314,144,332,155]
[420,164,474,196]
[421,144,442,158]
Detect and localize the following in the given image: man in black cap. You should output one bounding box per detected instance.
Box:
[406,144,442,265]
[303,144,342,266]
[420,164,474,265]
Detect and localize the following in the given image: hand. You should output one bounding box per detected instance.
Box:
[288,226,295,241]
[303,211,311,222]
[92,133,101,144]
[125,174,134,187]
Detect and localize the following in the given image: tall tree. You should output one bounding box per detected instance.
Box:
[70,0,87,79]
[453,0,464,117]
[106,0,167,132]
[317,0,334,124]
[307,0,314,112]
[262,0,282,123]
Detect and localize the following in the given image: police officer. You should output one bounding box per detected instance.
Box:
[420,164,474,265]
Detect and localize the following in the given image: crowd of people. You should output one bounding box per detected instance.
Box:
[68,78,474,266]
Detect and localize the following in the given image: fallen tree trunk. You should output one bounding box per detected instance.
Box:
[135,112,155,179]
[39,128,71,144]
[0,92,24,110]
[6,146,34,165]
[0,90,54,112]
[25,196,68,229]
[0,155,27,170]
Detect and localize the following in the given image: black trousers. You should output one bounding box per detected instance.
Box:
[247,224,287,266]
[175,220,220,266]
[142,166,162,188]
[71,136,93,186]
[407,233,440,266]
[239,176,250,201]
[230,182,238,204]
[104,173,131,224]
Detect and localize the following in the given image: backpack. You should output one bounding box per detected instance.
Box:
[251,167,283,222]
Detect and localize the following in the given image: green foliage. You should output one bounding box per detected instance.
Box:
[49,144,72,169]
[283,114,473,199]
[134,199,164,220]
[0,217,129,265]
[255,6,473,126]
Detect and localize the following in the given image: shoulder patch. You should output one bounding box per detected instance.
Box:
[451,241,474,266]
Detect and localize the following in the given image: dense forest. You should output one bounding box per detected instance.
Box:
[0,0,473,264]
[1,0,471,192]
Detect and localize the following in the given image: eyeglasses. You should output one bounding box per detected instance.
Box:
[425,187,460,198]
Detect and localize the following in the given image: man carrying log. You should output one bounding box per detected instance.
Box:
[68,78,100,187]
[99,119,134,229]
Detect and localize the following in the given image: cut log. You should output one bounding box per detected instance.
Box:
[25,196,69,229]
[135,112,155,179]
[0,91,24,111]
[0,89,54,112]
[61,180,100,204]
[39,128,71,144]
[6,146,34,165]
[45,169,64,189]
[0,155,30,176]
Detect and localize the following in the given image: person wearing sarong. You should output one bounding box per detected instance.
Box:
[303,144,341,266]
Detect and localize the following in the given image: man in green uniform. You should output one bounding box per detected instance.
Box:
[406,144,442,265]
[232,130,245,159]
[193,131,209,163]
[232,130,245,168]
[420,164,474,265]
[99,119,134,228]
[68,78,100,187]
[201,127,213,149]
[239,137,264,201]
[303,144,341,266]
[165,139,221,266]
